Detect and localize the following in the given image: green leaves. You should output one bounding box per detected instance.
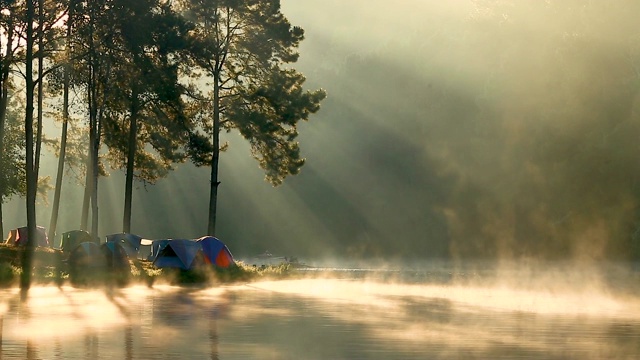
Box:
[181,0,326,185]
[70,0,192,184]
[0,98,25,199]
[229,67,325,184]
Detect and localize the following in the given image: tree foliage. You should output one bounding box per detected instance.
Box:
[229,67,325,184]
[0,98,26,200]
[100,0,191,183]
[178,0,326,234]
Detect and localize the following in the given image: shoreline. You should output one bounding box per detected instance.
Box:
[0,244,298,289]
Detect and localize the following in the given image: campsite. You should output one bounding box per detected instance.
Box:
[0,227,294,288]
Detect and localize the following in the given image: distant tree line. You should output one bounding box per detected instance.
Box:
[0,0,326,289]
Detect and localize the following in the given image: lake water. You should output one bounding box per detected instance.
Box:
[1,265,640,359]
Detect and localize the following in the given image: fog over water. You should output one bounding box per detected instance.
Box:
[5,0,640,265]
[2,271,640,359]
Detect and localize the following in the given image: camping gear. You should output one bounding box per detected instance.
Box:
[67,242,105,269]
[196,236,235,268]
[4,226,49,247]
[60,230,93,253]
[152,239,204,270]
[138,238,153,260]
[101,242,130,269]
[106,233,142,258]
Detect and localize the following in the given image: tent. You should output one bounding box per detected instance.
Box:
[4,226,49,247]
[152,239,204,270]
[60,230,93,253]
[101,242,130,269]
[68,242,105,269]
[148,239,171,261]
[106,233,142,258]
[196,236,235,268]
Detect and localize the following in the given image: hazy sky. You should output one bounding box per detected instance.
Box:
[6,0,640,263]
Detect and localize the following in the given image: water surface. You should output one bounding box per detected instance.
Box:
[1,266,639,359]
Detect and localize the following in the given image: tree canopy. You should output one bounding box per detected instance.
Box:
[178,0,326,234]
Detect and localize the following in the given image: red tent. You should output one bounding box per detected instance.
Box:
[196,236,235,268]
[5,226,49,247]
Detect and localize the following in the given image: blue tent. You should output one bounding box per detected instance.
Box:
[196,236,235,268]
[101,241,130,269]
[60,230,93,253]
[68,242,105,268]
[106,233,142,258]
[148,239,171,261]
[152,239,204,270]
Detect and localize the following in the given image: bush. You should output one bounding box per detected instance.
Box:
[0,262,17,287]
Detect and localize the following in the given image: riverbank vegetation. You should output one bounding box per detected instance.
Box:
[0,244,297,288]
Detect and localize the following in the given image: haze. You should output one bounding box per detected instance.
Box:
[5,0,640,264]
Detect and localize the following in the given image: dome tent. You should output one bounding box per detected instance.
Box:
[5,226,49,247]
[148,239,171,262]
[60,230,93,253]
[67,242,105,269]
[106,233,143,258]
[196,236,235,268]
[152,239,204,271]
[101,241,130,269]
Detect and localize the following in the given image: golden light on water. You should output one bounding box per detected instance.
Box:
[3,287,127,341]
[0,274,639,359]
[225,277,640,357]
[238,279,637,318]
[1,285,202,343]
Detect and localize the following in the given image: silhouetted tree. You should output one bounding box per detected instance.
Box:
[47,0,75,242]
[0,0,26,240]
[0,98,26,237]
[21,0,36,290]
[178,0,326,235]
[99,1,191,234]
[72,0,111,238]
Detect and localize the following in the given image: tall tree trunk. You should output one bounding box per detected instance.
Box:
[48,5,73,243]
[48,109,69,244]
[0,27,13,241]
[80,158,91,231]
[34,0,44,181]
[88,65,98,239]
[81,88,98,238]
[123,91,139,234]
[90,108,99,239]
[207,73,221,236]
[0,201,3,243]
[21,0,36,292]
[91,61,112,240]
[81,4,97,237]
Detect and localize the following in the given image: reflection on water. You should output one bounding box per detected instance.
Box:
[0,266,639,359]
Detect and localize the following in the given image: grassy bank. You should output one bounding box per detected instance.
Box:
[0,244,297,288]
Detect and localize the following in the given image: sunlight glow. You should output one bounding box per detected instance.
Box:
[228,277,640,357]
[4,287,128,341]
[241,279,638,318]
